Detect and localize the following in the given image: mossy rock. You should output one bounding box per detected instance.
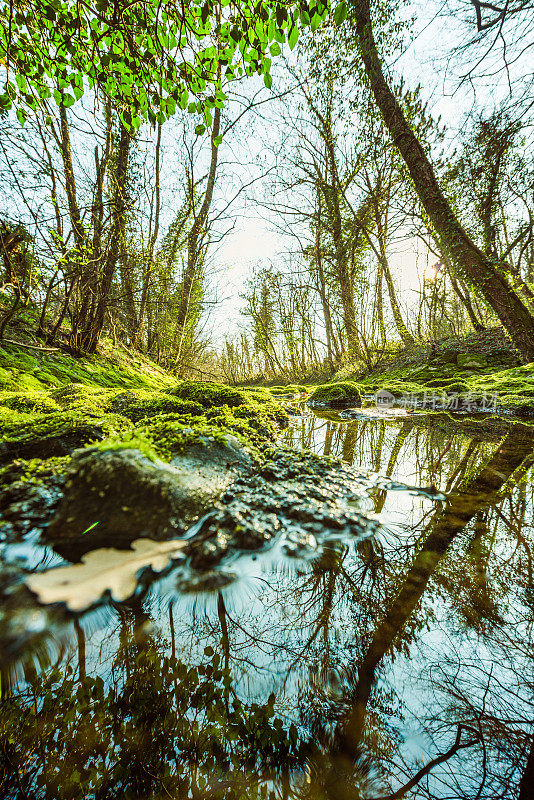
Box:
[170,381,287,425]
[240,386,273,399]
[457,353,488,370]
[0,391,60,414]
[107,390,205,422]
[140,412,254,460]
[171,380,252,408]
[0,416,107,465]
[425,378,469,393]
[46,439,249,559]
[308,381,362,408]
[0,406,133,465]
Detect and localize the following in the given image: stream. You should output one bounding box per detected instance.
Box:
[1,406,533,799]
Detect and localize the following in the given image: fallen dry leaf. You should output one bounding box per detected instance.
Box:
[26,538,187,611]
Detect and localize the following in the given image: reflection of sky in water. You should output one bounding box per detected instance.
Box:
[5,411,534,798]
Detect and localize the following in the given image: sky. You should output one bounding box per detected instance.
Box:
[206,0,531,342]
[206,2,470,339]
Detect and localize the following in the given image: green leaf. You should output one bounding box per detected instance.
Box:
[263,72,273,89]
[334,0,348,26]
[269,42,281,56]
[288,25,298,49]
[213,133,223,147]
[310,12,322,31]
[16,107,27,126]
[195,123,206,136]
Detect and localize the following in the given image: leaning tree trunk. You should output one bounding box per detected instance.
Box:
[352,0,534,362]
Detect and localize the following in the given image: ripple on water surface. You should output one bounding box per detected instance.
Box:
[1,409,533,800]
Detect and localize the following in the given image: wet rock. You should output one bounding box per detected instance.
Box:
[0,480,64,539]
[46,437,250,557]
[185,449,379,571]
[0,422,106,464]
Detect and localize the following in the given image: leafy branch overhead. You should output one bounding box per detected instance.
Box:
[0,0,331,128]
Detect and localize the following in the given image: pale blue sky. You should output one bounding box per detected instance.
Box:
[208,0,505,338]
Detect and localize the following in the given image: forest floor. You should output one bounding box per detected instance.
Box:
[290,326,534,417]
[1,308,533,664]
[0,310,385,657]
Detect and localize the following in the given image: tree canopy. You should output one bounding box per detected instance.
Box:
[0,0,331,129]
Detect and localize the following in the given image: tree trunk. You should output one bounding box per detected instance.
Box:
[323,155,360,357]
[135,122,162,349]
[374,259,386,347]
[315,195,336,370]
[381,254,414,344]
[374,203,415,345]
[57,101,86,249]
[449,271,485,331]
[173,106,221,365]
[119,248,138,340]
[81,122,131,353]
[352,0,534,362]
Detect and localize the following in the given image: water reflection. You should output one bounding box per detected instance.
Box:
[1,411,534,798]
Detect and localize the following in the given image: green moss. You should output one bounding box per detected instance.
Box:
[92,433,158,462]
[0,338,175,394]
[0,407,133,454]
[50,383,115,415]
[0,391,60,414]
[309,381,362,406]
[17,456,71,483]
[424,378,469,393]
[105,390,205,422]
[172,380,251,407]
[170,381,287,424]
[139,414,234,461]
[266,384,309,396]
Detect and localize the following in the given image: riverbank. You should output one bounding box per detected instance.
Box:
[297,327,534,417]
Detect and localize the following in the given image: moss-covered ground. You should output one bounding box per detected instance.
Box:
[302,328,534,416]
[0,338,175,393]
[0,339,289,491]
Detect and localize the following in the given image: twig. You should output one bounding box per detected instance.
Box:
[2,337,61,352]
[368,724,480,800]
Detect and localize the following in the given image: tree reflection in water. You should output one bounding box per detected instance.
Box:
[1,413,534,799]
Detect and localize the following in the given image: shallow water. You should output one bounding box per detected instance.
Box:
[1,409,534,799]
